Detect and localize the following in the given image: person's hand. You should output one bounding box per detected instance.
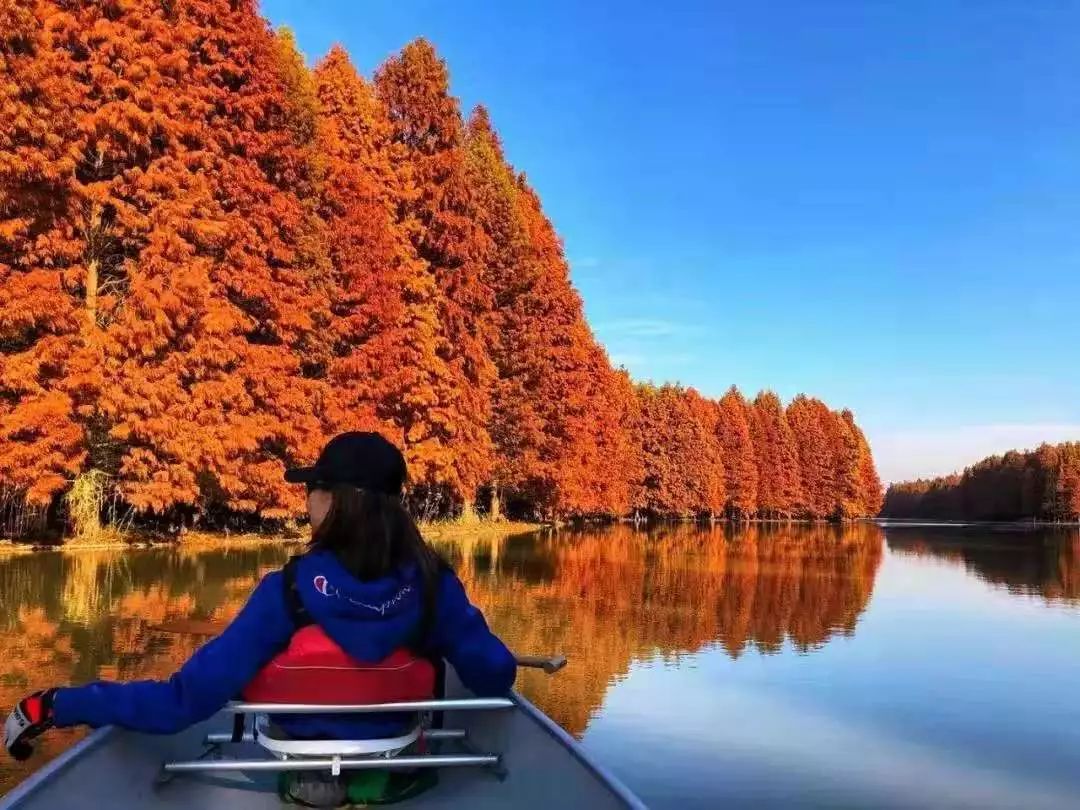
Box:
[4,689,57,761]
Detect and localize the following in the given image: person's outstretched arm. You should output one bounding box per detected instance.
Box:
[51,571,293,734]
[430,571,517,696]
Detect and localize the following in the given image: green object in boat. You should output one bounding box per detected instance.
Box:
[346,769,438,805]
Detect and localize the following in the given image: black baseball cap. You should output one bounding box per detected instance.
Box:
[284,432,407,496]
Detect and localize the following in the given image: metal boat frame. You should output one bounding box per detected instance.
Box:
[0,659,647,809]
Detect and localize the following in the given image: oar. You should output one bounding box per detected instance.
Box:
[514,654,567,674]
[152,620,567,674]
[153,619,221,636]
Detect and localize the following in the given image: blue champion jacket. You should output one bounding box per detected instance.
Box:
[52,550,517,737]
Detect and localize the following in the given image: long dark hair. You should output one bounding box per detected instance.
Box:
[309,485,445,650]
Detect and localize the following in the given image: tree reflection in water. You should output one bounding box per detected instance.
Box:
[885,526,1080,604]
[441,523,883,735]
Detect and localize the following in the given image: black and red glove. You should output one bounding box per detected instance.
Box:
[4,689,57,761]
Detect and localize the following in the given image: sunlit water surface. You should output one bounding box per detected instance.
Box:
[2,523,1079,808]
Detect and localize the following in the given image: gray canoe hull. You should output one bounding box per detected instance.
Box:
[0,685,644,809]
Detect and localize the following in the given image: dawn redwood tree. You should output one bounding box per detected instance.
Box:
[786,395,833,519]
[463,107,546,513]
[272,29,334,339]
[683,389,727,518]
[571,365,642,519]
[1035,444,1061,519]
[716,387,758,519]
[16,0,334,520]
[590,364,639,517]
[0,0,94,505]
[631,384,724,517]
[273,29,321,152]
[375,39,495,512]
[116,0,334,518]
[559,342,640,517]
[879,481,924,518]
[750,391,802,519]
[550,334,642,518]
[313,46,456,452]
[843,410,883,516]
[825,408,863,518]
[630,384,673,516]
[469,117,635,517]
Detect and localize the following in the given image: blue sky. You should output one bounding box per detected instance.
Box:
[262,0,1080,483]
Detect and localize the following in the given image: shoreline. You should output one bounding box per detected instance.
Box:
[877,518,1080,530]
[0,518,544,554]
[7,515,994,555]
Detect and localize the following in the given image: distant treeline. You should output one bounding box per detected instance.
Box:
[880,442,1080,522]
[0,0,880,536]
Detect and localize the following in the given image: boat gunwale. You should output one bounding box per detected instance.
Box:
[510,691,647,810]
[0,726,117,809]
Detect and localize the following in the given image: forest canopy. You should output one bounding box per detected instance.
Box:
[0,0,881,535]
[881,442,1080,522]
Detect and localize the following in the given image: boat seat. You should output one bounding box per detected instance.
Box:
[160,698,514,780]
[252,713,422,759]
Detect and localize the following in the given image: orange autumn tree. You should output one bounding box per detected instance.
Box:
[787,395,834,518]
[312,46,452,449]
[272,28,334,330]
[630,385,676,517]
[0,1,104,506]
[823,408,863,518]
[562,364,640,519]
[750,391,802,518]
[847,411,884,516]
[513,176,637,517]
[683,389,727,518]
[74,0,329,519]
[631,384,725,518]
[462,107,547,514]
[716,386,758,519]
[561,343,639,517]
[508,176,623,516]
[820,408,882,519]
[467,107,635,517]
[375,39,495,513]
[590,364,640,516]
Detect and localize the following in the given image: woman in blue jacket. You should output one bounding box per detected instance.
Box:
[4,432,517,762]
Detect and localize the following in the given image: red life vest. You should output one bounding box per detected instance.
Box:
[242,557,435,705]
[242,625,435,704]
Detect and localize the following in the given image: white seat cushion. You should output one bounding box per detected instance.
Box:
[253,713,421,758]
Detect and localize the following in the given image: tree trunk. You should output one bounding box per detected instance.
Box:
[85,258,98,331]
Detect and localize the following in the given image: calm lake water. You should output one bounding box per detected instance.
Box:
[2,523,1080,807]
